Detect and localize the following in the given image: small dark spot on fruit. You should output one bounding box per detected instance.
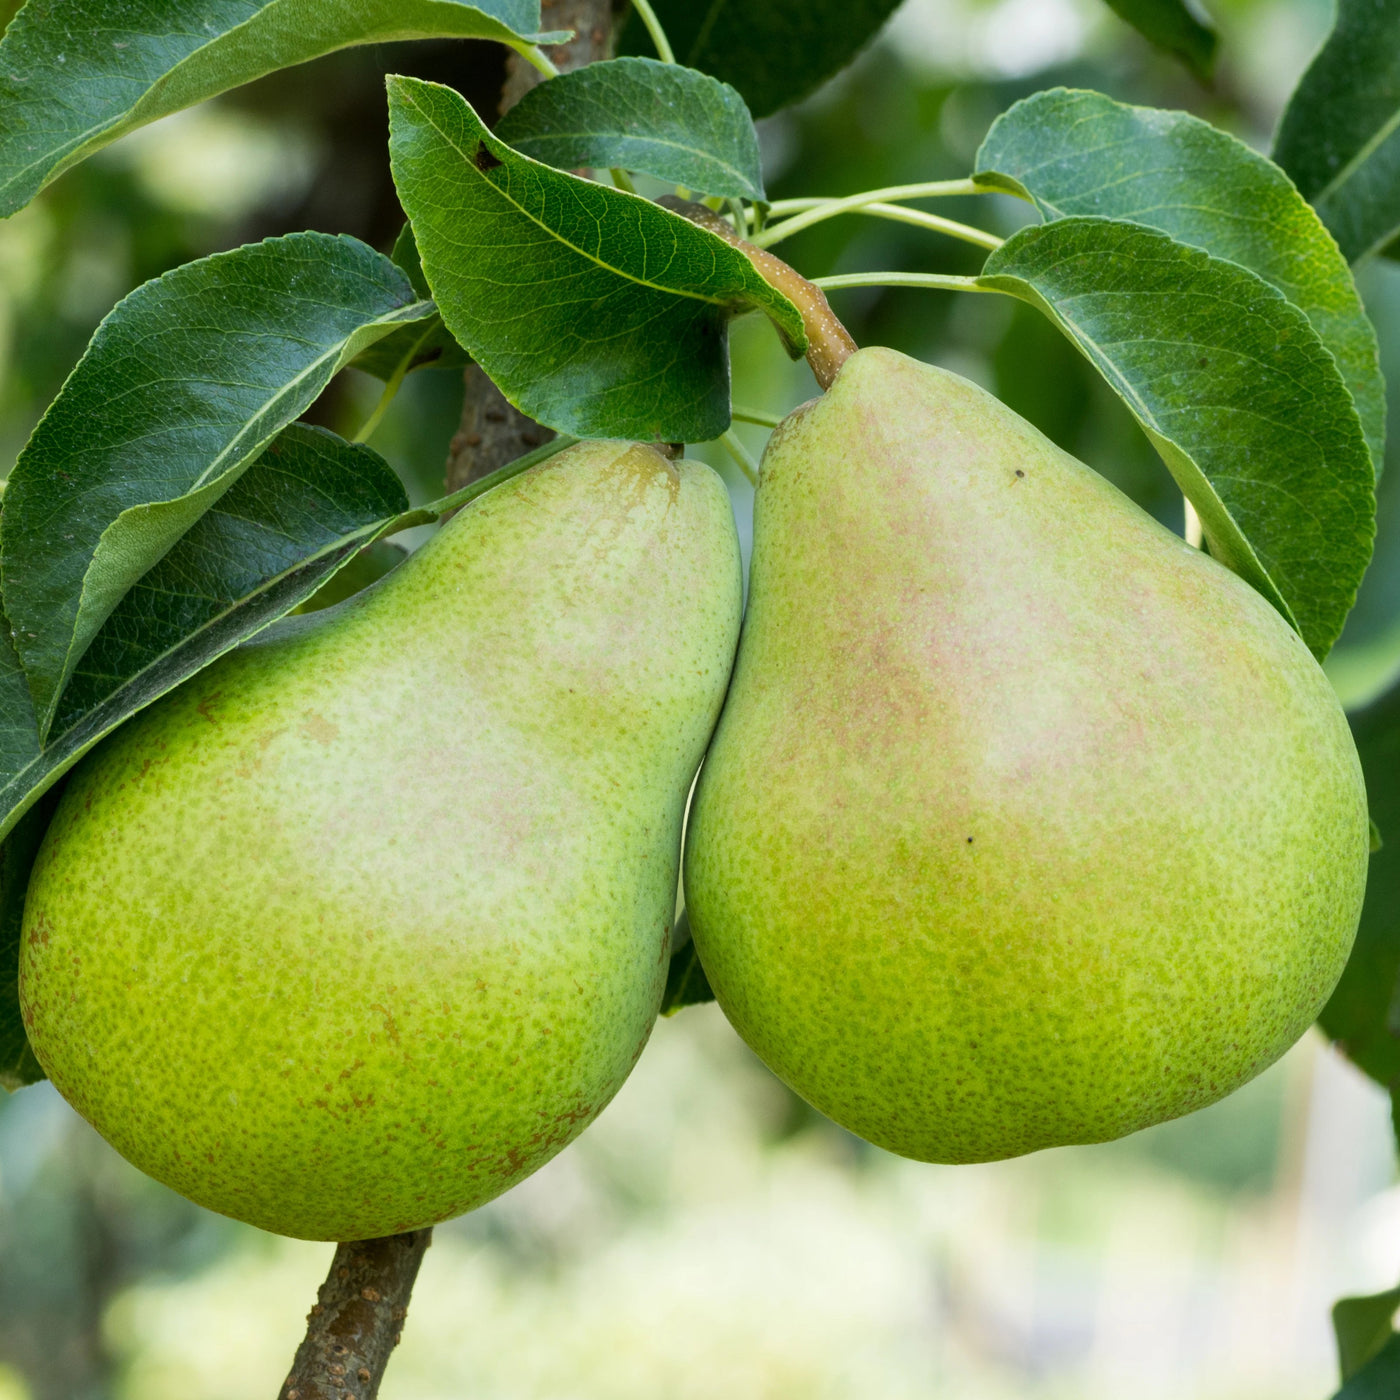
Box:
[966,836,974,844]
[1014,470,1025,479]
[474,142,502,172]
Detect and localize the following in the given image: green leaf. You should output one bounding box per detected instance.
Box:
[1317,676,1400,1089]
[1335,1286,1400,1382]
[978,216,1375,661]
[1098,0,1216,81]
[386,75,804,442]
[496,57,765,204]
[976,88,1386,480]
[619,0,901,118]
[0,424,410,850]
[1273,0,1400,264]
[0,232,432,739]
[660,910,715,1015]
[1335,1332,1400,1399]
[0,0,566,219]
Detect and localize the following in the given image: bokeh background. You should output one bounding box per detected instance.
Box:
[1,0,1398,1396]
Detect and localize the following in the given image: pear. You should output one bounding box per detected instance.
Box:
[684,347,1369,1164]
[21,439,742,1240]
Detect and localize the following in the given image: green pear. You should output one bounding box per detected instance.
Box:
[684,347,1369,1164]
[21,439,742,1240]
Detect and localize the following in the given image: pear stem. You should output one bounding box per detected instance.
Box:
[763,179,983,217]
[814,271,991,294]
[731,404,784,428]
[660,197,857,390]
[629,0,677,62]
[279,1232,432,1400]
[753,200,1002,252]
[719,429,761,486]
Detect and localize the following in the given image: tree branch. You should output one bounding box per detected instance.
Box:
[280,1233,432,1400]
[445,0,621,491]
[280,6,620,1397]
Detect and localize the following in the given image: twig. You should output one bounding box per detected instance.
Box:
[279,1233,432,1400]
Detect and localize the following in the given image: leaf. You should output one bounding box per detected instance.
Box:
[0,0,566,219]
[1317,675,1400,1089]
[618,0,902,118]
[1335,1286,1400,1382]
[386,75,804,442]
[496,57,766,204]
[1273,0,1400,264]
[0,424,410,847]
[975,87,1387,480]
[0,232,432,738]
[978,216,1375,660]
[1098,0,1216,81]
[1335,1332,1400,1399]
[661,910,715,1015]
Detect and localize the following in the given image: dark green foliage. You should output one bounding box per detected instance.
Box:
[1273,0,1400,263]
[386,76,803,442]
[0,233,431,739]
[497,57,765,203]
[619,0,902,117]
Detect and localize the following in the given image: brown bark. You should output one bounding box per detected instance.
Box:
[280,1232,432,1400]
[444,0,621,492]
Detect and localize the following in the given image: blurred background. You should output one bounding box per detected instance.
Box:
[2,0,1398,1395]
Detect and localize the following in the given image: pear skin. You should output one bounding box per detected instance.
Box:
[684,347,1369,1163]
[21,440,742,1239]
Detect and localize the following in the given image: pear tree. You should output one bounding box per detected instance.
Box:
[0,2,1398,1397]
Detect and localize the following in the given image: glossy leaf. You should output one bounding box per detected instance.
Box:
[1317,676,1400,1089]
[1335,1333,1400,1399]
[387,76,804,442]
[497,57,765,203]
[0,424,409,848]
[1273,0,1400,263]
[0,0,565,218]
[618,0,901,118]
[979,217,1375,660]
[1335,1285,1400,1382]
[1099,0,1216,80]
[976,88,1386,478]
[0,232,431,738]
